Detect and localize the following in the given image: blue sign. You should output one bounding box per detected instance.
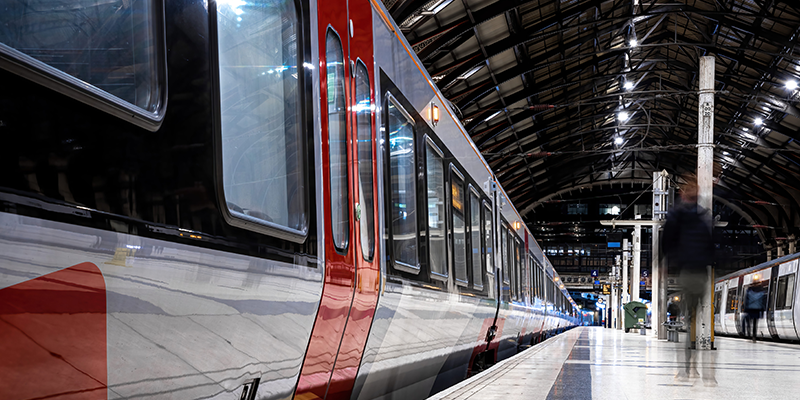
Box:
[642,270,649,277]
[591,270,598,277]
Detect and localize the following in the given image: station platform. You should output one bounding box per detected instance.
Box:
[429,326,800,400]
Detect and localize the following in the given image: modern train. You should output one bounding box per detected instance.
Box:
[714,252,800,341]
[0,0,580,399]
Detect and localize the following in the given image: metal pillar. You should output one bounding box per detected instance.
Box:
[632,226,641,303]
[653,171,669,340]
[622,238,630,305]
[614,255,621,329]
[697,56,715,350]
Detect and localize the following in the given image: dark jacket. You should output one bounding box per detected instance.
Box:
[662,202,714,275]
[745,285,767,312]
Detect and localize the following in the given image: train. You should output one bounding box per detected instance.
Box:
[0,0,580,399]
[714,252,800,340]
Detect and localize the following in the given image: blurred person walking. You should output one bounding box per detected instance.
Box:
[743,283,767,342]
[662,181,715,384]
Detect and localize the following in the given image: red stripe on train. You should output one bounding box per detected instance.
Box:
[0,262,107,399]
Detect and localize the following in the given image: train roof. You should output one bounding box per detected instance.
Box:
[716,252,800,282]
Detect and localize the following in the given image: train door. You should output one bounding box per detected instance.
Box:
[296,0,378,398]
[326,0,380,398]
[773,259,798,340]
[766,265,780,339]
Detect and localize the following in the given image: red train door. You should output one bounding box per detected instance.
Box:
[295,0,378,398]
[325,0,379,397]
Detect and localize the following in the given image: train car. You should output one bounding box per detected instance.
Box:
[714,252,800,341]
[0,0,578,399]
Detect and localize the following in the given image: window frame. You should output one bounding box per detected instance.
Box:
[0,0,168,131]
[776,274,795,310]
[449,164,468,286]
[469,185,484,290]
[213,0,311,243]
[483,200,494,276]
[354,58,374,261]
[326,28,350,252]
[425,136,448,281]
[385,93,420,274]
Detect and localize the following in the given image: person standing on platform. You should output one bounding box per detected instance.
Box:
[743,283,767,342]
[662,181,715,383]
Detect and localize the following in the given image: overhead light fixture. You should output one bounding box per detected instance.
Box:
[618,111,629,122]
[484,110,502,123]
[624,81,634,90]
[426,0,454,14]
[786,80,798,90]
[614,137,624,145]
[723,151,730,156]
[754,117,763,126]
[629,39,638,47]
[457,64,483,80]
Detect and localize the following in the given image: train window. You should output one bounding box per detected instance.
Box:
[1,0,164,121]
[355,61,374,260]
[326,31,349,251]
[501,227,509,285]
[726,288,738,313]
[387,97,418,270]
[218,0,307,238]
[776,274,794,310]
[509,232,517,299]
[528,256,535,298]
[470,188,483,289]
[483,201,494,274]
[515,240,522,298]
[426,138,446,278]
[713,291,721,315]
[451,167,468,285]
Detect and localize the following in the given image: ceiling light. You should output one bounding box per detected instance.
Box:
[629,39,638,47]
[457,64,483,80]
[614,137,624,145]
[624,81,634,90]
[723,151,730,156]
[754,117,763,126]
[428,0,454,14]
[742,127,749,131]
[618,111,629,121]
[786,80,798,90]
[484,110,502,123]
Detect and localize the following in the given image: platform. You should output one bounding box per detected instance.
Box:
[429,327,800,400]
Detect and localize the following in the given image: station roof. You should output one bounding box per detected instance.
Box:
[385,0,800,245]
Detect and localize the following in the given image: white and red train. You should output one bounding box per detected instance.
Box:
[0,0,579,399]
[714,252,800,341]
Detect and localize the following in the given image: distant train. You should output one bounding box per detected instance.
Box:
[714,253,800,340]
[0,0,578,399]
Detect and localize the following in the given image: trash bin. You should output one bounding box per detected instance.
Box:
[623,301,648,333]
[663,321,682,342]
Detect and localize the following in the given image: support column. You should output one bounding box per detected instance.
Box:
[632,226,641,303]
[614,255,621,329]
[697,55,715,350]
[622,238,630,305]
[653,170,669,340]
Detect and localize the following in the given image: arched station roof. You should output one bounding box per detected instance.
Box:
[385,0,800,246]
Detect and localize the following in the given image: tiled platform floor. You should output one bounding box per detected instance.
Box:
[428,326,800,400]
